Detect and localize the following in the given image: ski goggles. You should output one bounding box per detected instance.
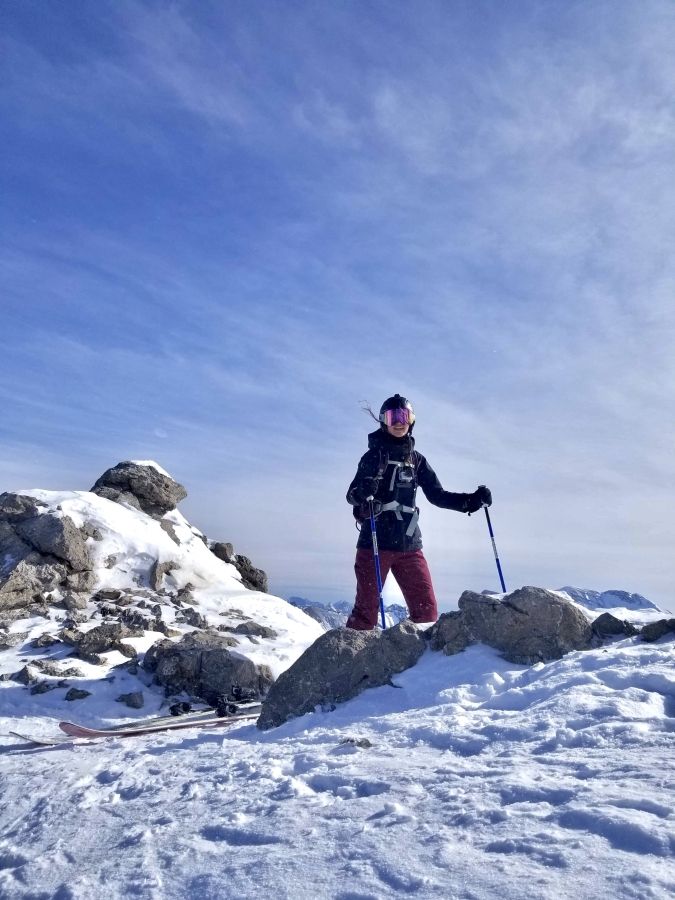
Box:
[382,408,414,426]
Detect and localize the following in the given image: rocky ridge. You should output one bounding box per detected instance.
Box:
[258,587,672,730]
[0,461,322,718]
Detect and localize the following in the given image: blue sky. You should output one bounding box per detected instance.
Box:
[2,0,674,609]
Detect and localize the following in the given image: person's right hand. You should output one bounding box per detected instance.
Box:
[360,476,379,500]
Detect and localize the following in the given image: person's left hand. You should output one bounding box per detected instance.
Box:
[466,484,492,514]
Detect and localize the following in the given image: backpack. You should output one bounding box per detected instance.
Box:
[352,450,418,529]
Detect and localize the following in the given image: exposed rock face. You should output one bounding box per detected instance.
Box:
[0,631,27,650]
[65,688,91,701]
[0,561,47,611]
[160,519,180,544]
[641,619,675,643]
[116,691,144,709]
[150,560,180,591]
[210,543,268,593]
[233,621,277,639]
[63,594,88,612]
[592,612,640,638]
[91,462,187,519]
[0,493,46,522]
[143,632,267,704]
[60,622,138,659]
[428,587,593,665]
[0,493,94,613]
[211,542,233,562]
[15,514,93,572]
[257,620,425,731]
[66,571,97,593]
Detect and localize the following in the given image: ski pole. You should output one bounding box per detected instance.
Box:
[368,497,387,629]
[483,502,507,593]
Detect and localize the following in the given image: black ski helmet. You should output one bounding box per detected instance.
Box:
[379,394,415,431]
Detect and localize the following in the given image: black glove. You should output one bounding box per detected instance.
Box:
[465,484,492,514]
[359,476,379,501]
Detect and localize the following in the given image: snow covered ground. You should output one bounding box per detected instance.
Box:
[2,629,675,899]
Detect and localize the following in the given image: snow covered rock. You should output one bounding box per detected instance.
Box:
[257,620,425,730]
[143,631,266,704]
[91,460,187,520]
[429,586,593,665]
[0,459,323,726]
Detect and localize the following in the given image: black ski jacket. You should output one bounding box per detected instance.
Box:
[347,429,473,552]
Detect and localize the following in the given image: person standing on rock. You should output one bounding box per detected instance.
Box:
[346,394,492,630]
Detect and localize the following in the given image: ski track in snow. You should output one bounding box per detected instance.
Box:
[2,638,675,899]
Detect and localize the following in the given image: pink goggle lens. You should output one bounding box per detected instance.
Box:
[384,408,411,426]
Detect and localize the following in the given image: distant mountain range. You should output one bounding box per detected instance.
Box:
[288,596,408,630]
[289,585,661,631]
[557,587,660,611]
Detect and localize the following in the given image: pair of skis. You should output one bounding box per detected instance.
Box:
[8,703,261,746]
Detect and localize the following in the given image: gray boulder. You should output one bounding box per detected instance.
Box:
[428,586,593,665]
[160,519,181,544]
[0,493,46,522]
[233,621,277,639]
[15,514,92,572]
[61,622,138,659]
[257,620,425,731]
[11,665,38,685]
[91,461,187,519]
[592,612,640,638]
[32,633,60,648]
[211,542,234,562]
[65,688,91,701]
[116,691,144,709]
[0,520,35,570]
[66,570,97,593]
[0,631,28,650]
[641,619,675,643]
[63,594,88,611]
[232,555,268,593]
[0,561,46,611]
[31,681,57,695]
[143,631,265,704]
[211,543,268,593]
[150,559,179,591]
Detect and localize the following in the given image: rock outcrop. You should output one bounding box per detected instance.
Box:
[592,612,640,638]
[60,623,139,661]
[14,514,92,571]
[143,631,268,704]
[0,493,94,614]
[257,620,425,731]
[428,586,593,665]
[210,542,268,592]
[641,619,675,642]
[91,461,187,519]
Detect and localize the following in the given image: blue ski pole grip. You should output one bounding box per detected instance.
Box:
[368,497,387,630]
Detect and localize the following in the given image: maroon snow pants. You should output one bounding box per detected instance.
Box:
[346,548,438,631]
